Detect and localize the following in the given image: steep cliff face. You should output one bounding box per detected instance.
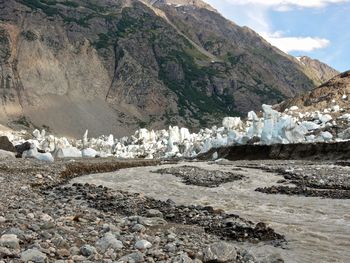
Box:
[0,0,330,137]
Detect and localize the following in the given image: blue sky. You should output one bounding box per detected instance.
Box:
[203,0,349,72]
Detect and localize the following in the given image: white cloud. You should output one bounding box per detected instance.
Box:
[221,0,349,10]
[203,0,333,53]
[261,32,330,52]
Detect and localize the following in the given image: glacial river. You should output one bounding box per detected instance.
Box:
[71,161,350,263]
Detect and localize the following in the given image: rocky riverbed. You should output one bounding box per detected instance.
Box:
[1,158,349,263]
[0,158,279,263]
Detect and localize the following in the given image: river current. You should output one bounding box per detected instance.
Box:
[71,161,350,263]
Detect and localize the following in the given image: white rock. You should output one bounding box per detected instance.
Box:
[331,105,340,112]
[289,106,299,111]
[40,213,53,222]
[134,240,152,250]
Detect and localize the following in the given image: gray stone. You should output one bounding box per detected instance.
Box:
[131,223,146,233]
[0,216,5,223]
[0,234,20,249]
[171,254,194,263]
[0,246,13,257]
[69,246,80,256]
[95,232,123,253]
[0,136,16,152]
[260,253,284,263]
[80,244,96,257]
[203,242,237,263]
[118,251,145,263]
[147,209,163,218]
[21,248,47,263]
[135,240,152,250]
[164,243,177,253]
[139,217,167,227]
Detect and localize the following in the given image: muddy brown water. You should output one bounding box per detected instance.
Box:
[71,162,350,263]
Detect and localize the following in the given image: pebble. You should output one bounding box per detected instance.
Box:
[119,251,145,263]
[0,234,20,249]
[21,248,48,263]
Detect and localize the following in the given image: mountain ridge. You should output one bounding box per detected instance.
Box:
[0,0,338,137]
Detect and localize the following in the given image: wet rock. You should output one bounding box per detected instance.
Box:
[260,253,284,263]
[21,248,47,263]
[0,234,20,249]
[155,166,244,187]
[203,242,237,263]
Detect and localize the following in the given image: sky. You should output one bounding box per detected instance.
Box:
[203,0,350,72]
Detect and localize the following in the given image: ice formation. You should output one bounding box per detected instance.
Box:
[2,103,350,161]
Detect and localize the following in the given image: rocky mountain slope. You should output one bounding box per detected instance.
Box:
[295,56,339,86]
[277,70,350,112]
[0,0,336,137]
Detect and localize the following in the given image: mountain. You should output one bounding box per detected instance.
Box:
[144,0,217,12]
[294,56,339,86]
[276,70,350,112]
[0,0,328,137]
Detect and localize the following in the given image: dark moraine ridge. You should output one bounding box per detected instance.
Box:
[198,141,350,161]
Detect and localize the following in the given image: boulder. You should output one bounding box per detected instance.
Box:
[15,142,31,158]
[134,240,152,250]
[95,232,123,253]
[0,150,15,159]
[0,136,16,152]
[21,249,47,263]
[203,242,237,263]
